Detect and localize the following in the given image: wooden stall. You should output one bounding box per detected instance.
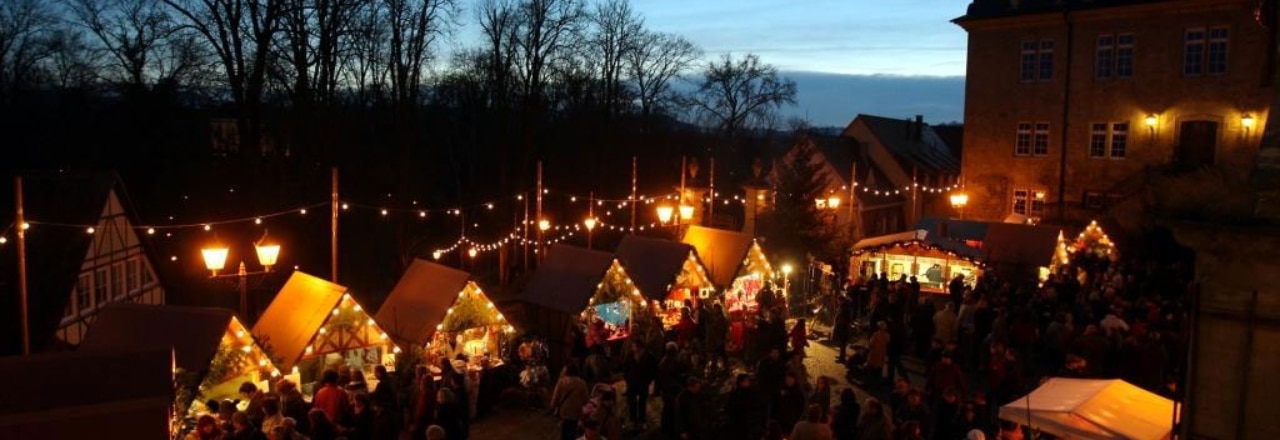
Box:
[615,235,715,328]
[682,225,776,314]
[850,230,985,293]
[376,259,513,373]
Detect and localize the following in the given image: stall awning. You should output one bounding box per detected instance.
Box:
[376,259,472,347]
[852,229,985,263]
[999,378,1175,440]
[522,245,616,313]
[252,271,348,370]
[616,235,702,301]
[682,225,755,289]
[80,304,237,375]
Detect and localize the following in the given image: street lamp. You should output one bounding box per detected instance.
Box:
[679,205,694,221]
[826,196,841,210]
[656,205,674,224]
[202,232,283,319]
[949,191,969,220]
[781,263,794,297]
[538,219,550,232]
[583,217,598,249]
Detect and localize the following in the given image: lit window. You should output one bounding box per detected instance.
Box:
[1013,188,1046,218]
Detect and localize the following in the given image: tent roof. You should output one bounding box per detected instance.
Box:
[1000,378,1175,440]
[852,229,985,262]
[79,304,234,374]
[521,245,615,313]
[984,223,1061,267]
[682,225,756,288]
[0,348,172,417]
[252,271,347,369]
[615,235,699,300]
[375,259,472,346]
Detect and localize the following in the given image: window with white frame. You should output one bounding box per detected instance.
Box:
[112,263,125,299]
[75,274,90,315]
[1016,122,1050,157]
[1185,27,1228,76]
[1096,33,1134,79]
[1013,188,1047,217]
[94,268,108,309]
[1089,122,1129,159]
[1020,39,1054,82]
[126,258,139,293]
[1034,122,1050,156]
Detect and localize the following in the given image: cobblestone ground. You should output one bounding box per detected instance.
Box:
[467,321,928,440]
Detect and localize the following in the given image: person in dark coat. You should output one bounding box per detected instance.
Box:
[756,348,788,402]
[833,295,854,361]
[772,372,807,433]
[830,388,861,440]
[433,388,466,440]
[726,374,764,440]
[912,297,936,357]
[949,274,967,310]
[622,341,658,430]
[675,377,706,439]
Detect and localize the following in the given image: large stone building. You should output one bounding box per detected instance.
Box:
[954,0,1271,222]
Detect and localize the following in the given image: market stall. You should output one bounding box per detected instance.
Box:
[522,245,645,342]
[253,271,398,391]
[999,378,1175,440]
[81,304,279,402]
[615,235,715,328]
[850,229,984,293]
[376,259,513,373]
[682,225,775,314]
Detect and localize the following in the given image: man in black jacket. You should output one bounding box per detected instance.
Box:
[622,341,657,431]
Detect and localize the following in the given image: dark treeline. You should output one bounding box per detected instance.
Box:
[0,0,800,303]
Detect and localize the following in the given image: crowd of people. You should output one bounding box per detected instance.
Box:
[181,246,1191,440]
[184,358,485,440]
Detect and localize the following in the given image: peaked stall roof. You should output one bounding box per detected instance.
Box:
[375,259,473,347]
[0,172,165,355]
[615,235,701,301]
[984,222,1061,267]
[252,271,348,369]
[852,229,985,263]
[521,244,616,313]
[1000,378,1175,440]
[682,225,757,288]
[0,348,172,438]
[79,304,237,374]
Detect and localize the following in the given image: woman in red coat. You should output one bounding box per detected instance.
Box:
[789,318,810,358]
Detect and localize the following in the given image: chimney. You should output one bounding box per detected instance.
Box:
[914,115,924,141]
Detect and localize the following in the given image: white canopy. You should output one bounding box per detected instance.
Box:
[999,378,1175,440]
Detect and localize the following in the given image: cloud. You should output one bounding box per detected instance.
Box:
[779,72,966,127]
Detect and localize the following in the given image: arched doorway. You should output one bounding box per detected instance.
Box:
[1176,120,1218,169]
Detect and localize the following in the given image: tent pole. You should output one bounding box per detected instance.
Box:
[15,176,29,356]
[331,167,339,283]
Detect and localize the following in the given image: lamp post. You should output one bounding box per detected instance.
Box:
[949,191,969,220]
[657,204,696,237]
[202,232,282,320]
[584,217,598,249]
[781,263,794,297]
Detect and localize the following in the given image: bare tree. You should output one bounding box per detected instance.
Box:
[163,0,284,156]
[386,0,452,109]
[625,31,698,118]
[588,0,640,117]
[343,0,389,106]
[64,0,173,88]
[43,27,98,89]
[476,0,517,109]
[0,0,56,98]
[691,53,796,138]
[511,0,584,108]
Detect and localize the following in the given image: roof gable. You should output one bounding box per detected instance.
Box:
[0,348,172,423]
[79,304,233,374]
[375,260,474,346]
[521,245,616,313]
[252,271,348,370]
[615,236,703,300]
[682,226,756,288]
[851,114,960,176]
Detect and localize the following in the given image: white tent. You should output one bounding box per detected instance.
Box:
[999,378,1176,440]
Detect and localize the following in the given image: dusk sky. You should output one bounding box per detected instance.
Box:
[454,0,971,126]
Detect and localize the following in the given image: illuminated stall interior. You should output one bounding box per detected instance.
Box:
[682,226,775,315]
[426,282,513,370]
[615,235,715,329]
[253,271,397,392]
[1071,220,1117,259]
[78,304,279,416]
[851,230,985,293]
[584,259,648,341]
[376,259,511,373]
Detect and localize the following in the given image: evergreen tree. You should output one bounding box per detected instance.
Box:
[760,139,846,263]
